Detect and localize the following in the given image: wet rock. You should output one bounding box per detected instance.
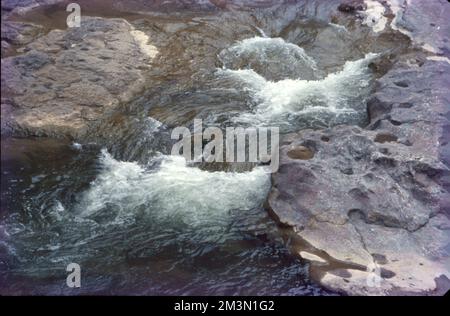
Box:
[1,0,449,296]
[374,133,397,143]
[338,1,366,13]
[1,16,157,138]
[268,57,450,295]
[287,145,315,160]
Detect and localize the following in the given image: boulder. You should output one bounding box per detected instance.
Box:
[1,16,157,138]
[268,59,450,295]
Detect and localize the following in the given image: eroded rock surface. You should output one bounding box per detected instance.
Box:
[1,16,157,138]
[268,4,450,294]
[1,0,449,296]
[389,0,450,55]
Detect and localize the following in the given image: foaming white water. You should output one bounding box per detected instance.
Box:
[362,0,388,33]
[78,150,270,224]
[225,36,316,67]
[219,36,318,80]
[217,53,378,126]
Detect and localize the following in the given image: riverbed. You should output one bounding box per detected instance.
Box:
[0,0,416,295]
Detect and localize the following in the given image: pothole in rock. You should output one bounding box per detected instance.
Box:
[287,145,315,160]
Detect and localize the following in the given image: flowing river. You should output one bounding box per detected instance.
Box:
[0,0,399,295]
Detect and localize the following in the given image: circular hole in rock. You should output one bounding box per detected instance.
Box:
[381,268,396,279]
[287,145,314,160]
[394,80,409,88]
[389,119,402,126]
[374,133,398,143]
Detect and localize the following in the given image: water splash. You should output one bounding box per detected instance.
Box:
[78,149,271,224]
[219,36,318,81]
[217,52,378,130]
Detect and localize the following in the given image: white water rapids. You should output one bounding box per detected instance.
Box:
[216,36,377,130]
[1,33,377,295]
[79,149,271,224]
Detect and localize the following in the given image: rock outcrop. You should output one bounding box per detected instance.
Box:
[1,0,449,296]
[268,0,450,295]
[1,16,157,138]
